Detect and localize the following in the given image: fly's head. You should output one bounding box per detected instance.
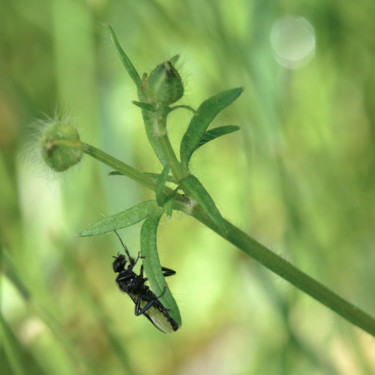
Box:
[113,253,127,273]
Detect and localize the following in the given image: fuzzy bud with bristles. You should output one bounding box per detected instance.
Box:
[40,121,83,172]
[143,57,184,106]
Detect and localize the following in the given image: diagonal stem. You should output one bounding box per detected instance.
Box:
[82,140,375,337]
[174,200,375,338]
[82,143,156,191]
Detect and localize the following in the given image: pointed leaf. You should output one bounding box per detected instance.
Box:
[141,212,182,327]
[109,171,177,184]
[180,174,226,231]
[145,172,177,184]
[180,87,243,165]
[133,101,156,112]
[198,125,240,149]
[80,200,158,236]
[163,196,175,217]
[156,164,170,206]
[106,25,142,88]
[168,54,180,66]
[108,171,124,176]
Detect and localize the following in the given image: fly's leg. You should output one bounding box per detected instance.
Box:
[161,267,176,277]
[138,265,174,282]
[132,251,141,267]
[134,287,166,316]
[114,230,136,265]
[139,264,148,282]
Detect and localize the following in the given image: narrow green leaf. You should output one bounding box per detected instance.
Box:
[168,54,180,66]
[180,174,226,231]
[198,125,240,148]
[180,87,243,165]
[80,200,158,236]
[133,101,156,112]
[108,171,177,184]
[163,196,175,217]
[106,25,142,88]
[108,171,124,176]
[156,164,170,206]
[141,212,182,327]
[162,186,179,217]
[145,172,177,184]
[169,104,196,114]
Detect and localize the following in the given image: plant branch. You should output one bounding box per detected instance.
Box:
[153,108,188,180]
[82,143,156,191]
[80,29,375,337]
[82,140,375,337]
[173,200,375,337]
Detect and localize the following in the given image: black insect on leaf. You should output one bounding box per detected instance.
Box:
[112,231,179,333]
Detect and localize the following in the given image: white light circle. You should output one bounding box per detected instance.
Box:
[270,16,316,69]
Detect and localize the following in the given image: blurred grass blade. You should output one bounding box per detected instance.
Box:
[106,25,142,88]
[198,125,240,149]
[3,252,30,300]
[2,252,94,374]
[180,174,226,231]
[141,212,182,327]
[0,315,39,375]
[180,87,243,165]
[156,164,170,206]
[80,200,158,236]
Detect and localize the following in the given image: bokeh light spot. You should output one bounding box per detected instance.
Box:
[270,16,316,69]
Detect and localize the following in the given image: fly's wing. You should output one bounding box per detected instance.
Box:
[129,294,178,334]
[142,305,178,334]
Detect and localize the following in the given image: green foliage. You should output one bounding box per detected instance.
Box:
[80,200,159,236]
[180,87,243,166]
[155,164,171,207]
[36,26,375,342]
[140,211,181,327]
[197,125,240,149]
[106,24,142,88]
[179,174,226,231]
[43,27,243,333]
[132,101,156,112]
[4,3,375,372]
[74,28,242,328]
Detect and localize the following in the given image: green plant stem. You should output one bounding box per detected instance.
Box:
[81,142,375,337]
[154,108,188,180]
[82,143,156,190]
[174,201,375,337]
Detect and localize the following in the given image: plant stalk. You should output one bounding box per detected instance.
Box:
[82,141,375,338]
[82,143,156,191]
[154,108,188,180]
[178,202,375,337]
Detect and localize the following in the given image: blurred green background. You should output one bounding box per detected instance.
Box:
[1,0,375,374]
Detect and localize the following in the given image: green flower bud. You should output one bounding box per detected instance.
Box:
[143,58,184,106]
[40,121,83,172]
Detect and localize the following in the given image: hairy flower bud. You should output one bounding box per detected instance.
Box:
[143,58,184,106]
[40,121,83,172]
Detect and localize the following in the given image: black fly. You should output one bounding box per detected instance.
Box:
[112,231,179,333]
